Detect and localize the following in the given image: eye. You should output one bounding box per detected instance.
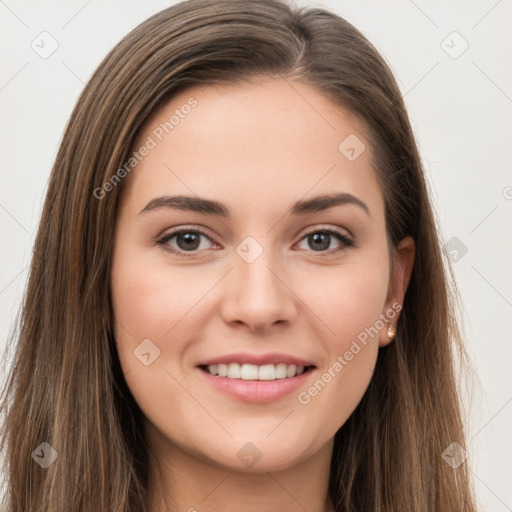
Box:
[156,224,355,258]
[157,227,217,257]
[295,226,354,255]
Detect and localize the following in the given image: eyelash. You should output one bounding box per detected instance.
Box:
[156,225,355,258]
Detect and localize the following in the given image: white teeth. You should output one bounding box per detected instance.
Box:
[227,363,241,379]
[204,362,310,380]
[258,364,275,380]
[286,364,297,378]
[240,364,259,380]
[275,363,287,379]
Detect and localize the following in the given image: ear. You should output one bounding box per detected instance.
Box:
[379,236,415,347]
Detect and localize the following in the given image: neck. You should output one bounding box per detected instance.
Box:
[145,424,335,512]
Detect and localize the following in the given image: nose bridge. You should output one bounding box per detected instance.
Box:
[235,234,285,303]
[221,234,296,330]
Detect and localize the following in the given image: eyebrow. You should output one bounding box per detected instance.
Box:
[139,192,370,217]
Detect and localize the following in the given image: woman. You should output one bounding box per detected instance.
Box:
[0,0,478,510]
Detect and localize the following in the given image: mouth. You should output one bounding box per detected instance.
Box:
[199,362,315,381]
[195,355,317,403]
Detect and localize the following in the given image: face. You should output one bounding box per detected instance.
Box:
[110,77,413,473]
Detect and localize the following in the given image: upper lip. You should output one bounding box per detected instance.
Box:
[197,352,316,367]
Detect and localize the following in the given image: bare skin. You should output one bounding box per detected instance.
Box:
[110,77,415,512]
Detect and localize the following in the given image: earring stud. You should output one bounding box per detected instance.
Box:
[387,324,396,340]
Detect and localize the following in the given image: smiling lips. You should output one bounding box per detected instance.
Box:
[196,352,316,402]
[197,352,315,379]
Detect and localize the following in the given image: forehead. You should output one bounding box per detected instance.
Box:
[122,78,383,219]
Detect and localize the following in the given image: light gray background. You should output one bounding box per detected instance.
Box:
[1,1,511,509]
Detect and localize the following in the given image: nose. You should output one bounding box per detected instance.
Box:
[220,246,297,332]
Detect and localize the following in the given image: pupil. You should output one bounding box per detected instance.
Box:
[178,232,200,250]
[310,232,329,251]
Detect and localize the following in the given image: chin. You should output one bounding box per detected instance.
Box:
[198,434,319,474]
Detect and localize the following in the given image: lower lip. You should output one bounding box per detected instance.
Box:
[196,366,315,403]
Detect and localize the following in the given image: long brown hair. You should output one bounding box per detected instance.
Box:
[0,0,478,510]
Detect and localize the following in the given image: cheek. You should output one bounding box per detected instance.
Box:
[292,258,389,422]
[298,259,389,351]
[110,241,184,386]
[110,243,211,343]
[109,244,206,431]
